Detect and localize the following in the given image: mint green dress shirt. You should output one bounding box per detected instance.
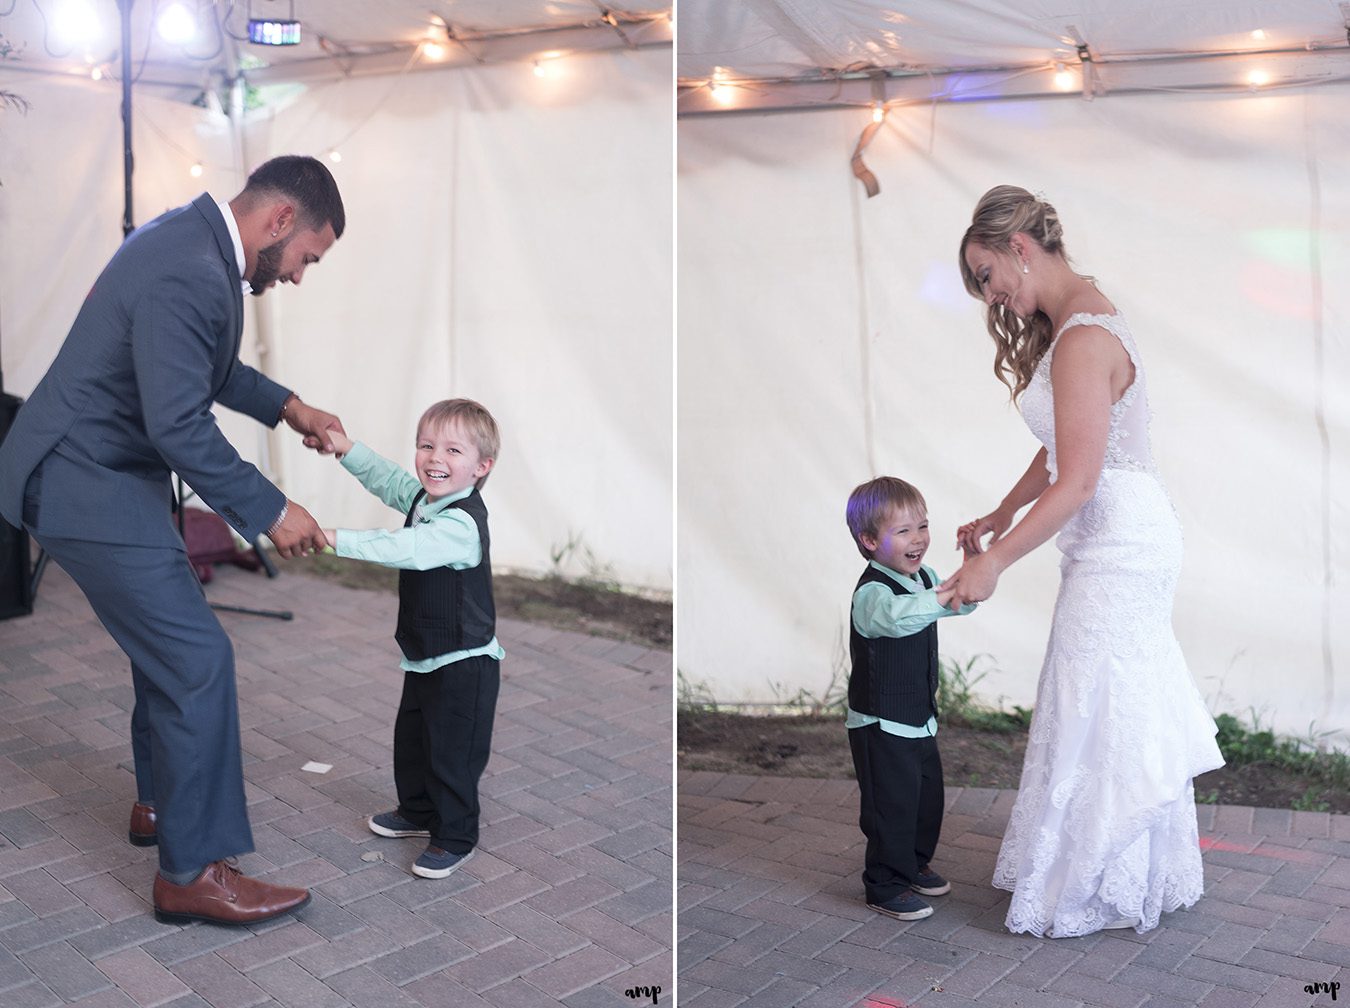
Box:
[334,441,504,673]
[845,560,975,738]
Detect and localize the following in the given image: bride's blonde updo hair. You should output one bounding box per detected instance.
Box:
[958,185,1070,402]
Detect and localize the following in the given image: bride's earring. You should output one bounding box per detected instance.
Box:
[1021,261,1029,274]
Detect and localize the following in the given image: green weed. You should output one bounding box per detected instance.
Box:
[676,671,720,715]
[938,654,1032,732]
[1291,788,1330,813]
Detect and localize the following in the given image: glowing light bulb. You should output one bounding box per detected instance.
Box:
[1247,69,1270,87]
[90,66,103,80]
[871,103,885,124]
[1054,62,1075,90]
[327,149,342,164]
[421,41,445,61]
[709,82,734,106]
[1251,29,1267,41]
[53,0,101,48]
[533,60,546,77]
[189,162,204,178]
[157,2,197,45]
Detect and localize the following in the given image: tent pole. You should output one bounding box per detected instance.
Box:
[119,0,134,237]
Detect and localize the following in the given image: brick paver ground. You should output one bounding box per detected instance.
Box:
[680,770,1350,1008]
[0,555,671,1007]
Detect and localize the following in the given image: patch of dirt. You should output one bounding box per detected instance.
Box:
[287,552,671,649]
[677,711,1350,814]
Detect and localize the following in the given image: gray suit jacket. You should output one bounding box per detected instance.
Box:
[0,194,291,548]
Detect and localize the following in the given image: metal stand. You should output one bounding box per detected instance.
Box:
[176,477,293,621]
[30,547,50,599]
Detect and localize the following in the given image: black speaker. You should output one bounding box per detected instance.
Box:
[0,390,33,620]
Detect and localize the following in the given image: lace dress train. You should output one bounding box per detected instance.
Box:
[992,313,1224,938]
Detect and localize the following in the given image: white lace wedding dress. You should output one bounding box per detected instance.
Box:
[992,312,1224,938]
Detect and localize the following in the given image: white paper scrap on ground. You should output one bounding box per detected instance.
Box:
[301,761,333,774]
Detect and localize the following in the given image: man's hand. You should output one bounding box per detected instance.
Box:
[280,394,347,455]
[267,499,327,558]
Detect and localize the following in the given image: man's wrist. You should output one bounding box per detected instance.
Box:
[278,393,300,424]
[267,501,289,536]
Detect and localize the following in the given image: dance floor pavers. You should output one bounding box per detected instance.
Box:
[680,771,1350,1007]
[0,556,671,1007]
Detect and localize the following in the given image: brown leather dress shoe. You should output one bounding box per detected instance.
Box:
[129,802,157,847]
[153,861,311,926]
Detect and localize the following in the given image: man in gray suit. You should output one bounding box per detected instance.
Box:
[0,155,346,925]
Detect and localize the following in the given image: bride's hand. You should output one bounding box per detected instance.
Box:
[939,552,1002,608]
[956,507,1012,557]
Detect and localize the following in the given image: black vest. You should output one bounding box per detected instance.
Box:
[847,565,939,725]
[394,488,495,661]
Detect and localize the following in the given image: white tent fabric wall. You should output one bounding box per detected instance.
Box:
[678,82,1350,741]
[1,47,672,592]
[0,75,242,396]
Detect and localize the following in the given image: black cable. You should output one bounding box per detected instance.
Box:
[220,0,249,43]
[131,0,159,83]
[30,0,76,59]
[180,0,224,61]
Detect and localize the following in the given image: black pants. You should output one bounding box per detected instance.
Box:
[393,655,500,854]
[848,723,944,904]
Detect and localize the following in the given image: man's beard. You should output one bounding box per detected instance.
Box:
[250,236,290,296]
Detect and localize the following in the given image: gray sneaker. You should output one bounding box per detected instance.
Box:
[413,846,473,879]
[867,891,933,921]
[368,811,431,838]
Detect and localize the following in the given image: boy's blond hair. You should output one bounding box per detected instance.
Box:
[418,399,500,459]
[845,476,927,559]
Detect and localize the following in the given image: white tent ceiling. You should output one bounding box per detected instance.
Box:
[0,1,671,101]
[678,0,1350,114]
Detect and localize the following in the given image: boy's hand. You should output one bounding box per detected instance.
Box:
[936,586,957,611]
[323,529,337,549]
[326,429,353,458]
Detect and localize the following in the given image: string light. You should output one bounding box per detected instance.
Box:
[1251,29,1267,41]
[52,0,101,49]
[421,41,446,61]
[327,149,342,164]
[871,102,885,123]
[157,1,197,45]
[90,66,102,80]
[1247,69,1270,87]
[1053,62,1075,90]
[189,162,204,178]
[532,52,563,78]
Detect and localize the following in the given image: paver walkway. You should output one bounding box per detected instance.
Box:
[0,554,672,1007]
[680,770,1350,1008]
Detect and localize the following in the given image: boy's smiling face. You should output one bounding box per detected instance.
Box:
[415,417,493,500]
[861,505,930,577]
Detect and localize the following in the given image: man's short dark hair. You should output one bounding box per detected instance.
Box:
[244,155,346,239]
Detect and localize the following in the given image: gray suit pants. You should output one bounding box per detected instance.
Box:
[25,480,253,875]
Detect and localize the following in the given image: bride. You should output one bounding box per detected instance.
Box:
[940,185,1224,938]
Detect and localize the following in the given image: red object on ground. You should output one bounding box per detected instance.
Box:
[181,508,262,583]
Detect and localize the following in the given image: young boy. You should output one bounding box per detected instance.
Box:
[323,398,501,879]
[844,476,976,921]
